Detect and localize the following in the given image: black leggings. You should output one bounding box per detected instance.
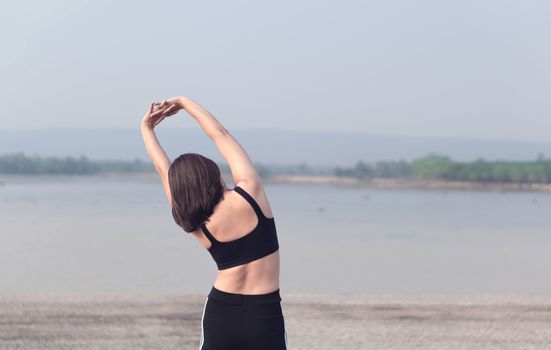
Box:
[199,286,288,350]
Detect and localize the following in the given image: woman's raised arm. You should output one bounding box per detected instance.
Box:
[183,97,261,187]
[161,96,261,187]
[140,102,172,205]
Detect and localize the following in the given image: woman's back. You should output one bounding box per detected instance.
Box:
[192,181,280,294]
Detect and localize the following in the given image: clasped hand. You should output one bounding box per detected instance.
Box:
[141,96,184,129]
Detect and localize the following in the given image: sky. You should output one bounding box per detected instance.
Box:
[1,0,550,142]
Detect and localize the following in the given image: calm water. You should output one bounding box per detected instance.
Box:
[1,174,550,294]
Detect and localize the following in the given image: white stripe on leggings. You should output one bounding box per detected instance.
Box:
[283,307,288,349]
[198,297,208,350]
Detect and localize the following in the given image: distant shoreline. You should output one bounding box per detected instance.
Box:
[265,175,551,192]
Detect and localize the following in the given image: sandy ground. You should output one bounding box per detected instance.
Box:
[1,293,551,350]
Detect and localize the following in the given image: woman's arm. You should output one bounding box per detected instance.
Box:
[177,96,226,138]
[174,96,262,187]
[140,103,172,205]
[151,96,263,192]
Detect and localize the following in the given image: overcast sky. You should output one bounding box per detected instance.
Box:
[1,0,550,142]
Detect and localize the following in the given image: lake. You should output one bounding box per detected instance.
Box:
[1,174,550,294]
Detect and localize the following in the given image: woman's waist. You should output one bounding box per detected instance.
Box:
[208,285,282,305]
[214,256,280,293]
[213,274,280,295]
[213,268,279,294]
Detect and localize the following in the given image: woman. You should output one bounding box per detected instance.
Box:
[140,96,288,350]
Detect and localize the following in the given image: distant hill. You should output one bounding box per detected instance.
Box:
[0,127,550,166]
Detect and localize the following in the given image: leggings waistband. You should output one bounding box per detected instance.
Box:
[208,286,282,305]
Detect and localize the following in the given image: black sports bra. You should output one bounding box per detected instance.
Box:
[200,186,280,270]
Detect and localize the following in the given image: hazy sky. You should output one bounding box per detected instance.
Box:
[1,0,550,142]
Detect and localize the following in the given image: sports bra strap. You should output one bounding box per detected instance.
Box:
[200,186,268,246]
[233,186,265,219]
[200,223,219,245]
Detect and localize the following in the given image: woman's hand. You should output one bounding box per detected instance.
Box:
[159,96,186,110]
[141,97,187,129]
[156,96,187,118]
[140,100,178,129]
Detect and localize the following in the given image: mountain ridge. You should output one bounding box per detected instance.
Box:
[1,127,549,166]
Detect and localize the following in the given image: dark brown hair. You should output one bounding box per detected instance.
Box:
[168,153,226,233]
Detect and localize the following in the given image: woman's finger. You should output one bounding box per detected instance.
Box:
[163,104,178,114]
[150,110,163,118]
[165,108,180,117]
[155,101,166,111]
[154,116,166,126]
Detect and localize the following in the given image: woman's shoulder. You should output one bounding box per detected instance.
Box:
[234,179,260,194]
[233,180,273,219]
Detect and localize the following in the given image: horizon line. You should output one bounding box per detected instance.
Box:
[1,126,550,145]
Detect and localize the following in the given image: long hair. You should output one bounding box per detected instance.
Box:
[168,153,226,233]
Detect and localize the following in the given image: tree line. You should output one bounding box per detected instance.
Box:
[0,152,331,177]
[335,153,551,183]
[1,152,550,184]
[0,152,153,175]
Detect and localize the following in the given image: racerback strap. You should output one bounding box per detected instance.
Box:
[233,186,266,219]
[200,186,267,246]
[200,223,219,245]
